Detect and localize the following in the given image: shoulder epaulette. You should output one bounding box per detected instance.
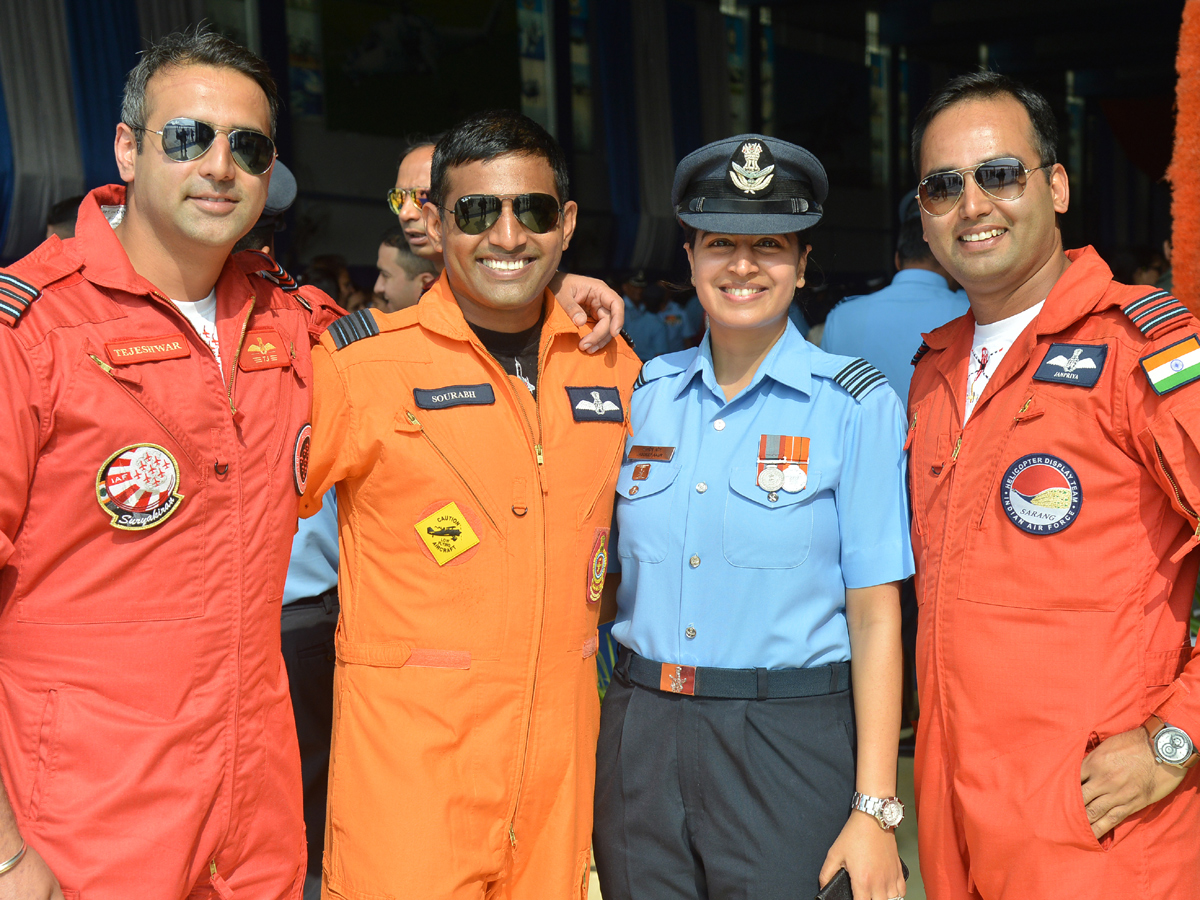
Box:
[633,363,646,390]
[327,309,380,350]
[1121,289,1192,339]
[632,353,687,390]
[833,358,887,401]
[911,340,931,366]
[0,271,42,327]
[240,249,299,293]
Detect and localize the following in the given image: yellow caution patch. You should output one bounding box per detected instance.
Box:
[415,502,480,566]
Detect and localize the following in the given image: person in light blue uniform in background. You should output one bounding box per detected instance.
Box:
[621,270,672,361]
[281,490,338,900]
[821,188,968,405]
[593,135,913,900]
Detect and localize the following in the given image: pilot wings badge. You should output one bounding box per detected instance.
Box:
[728,141,776,196]
[567,386,624,422]
[1032,343,1107,388]
[1046,348,1095,373]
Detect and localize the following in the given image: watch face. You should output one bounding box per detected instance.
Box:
[880,798,905,828]
[1156,726,1194,765]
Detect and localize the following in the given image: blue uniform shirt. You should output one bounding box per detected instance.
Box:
[821,267,969,405]
[611,322,914,669]
[282,489,339,604]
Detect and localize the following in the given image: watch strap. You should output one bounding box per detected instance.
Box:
[1144,715,1199,768]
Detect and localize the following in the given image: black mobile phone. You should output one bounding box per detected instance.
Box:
[815,859,910,900]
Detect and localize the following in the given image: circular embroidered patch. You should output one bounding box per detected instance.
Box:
[588,529,609,604]
[95,444,184,530]
[293,423,312,495]
[1001,454,1082,534]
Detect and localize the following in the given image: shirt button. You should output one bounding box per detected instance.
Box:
[685,625,697,640]
[696,482,707,493]
[713,419,726,431]
[689,554,701,568]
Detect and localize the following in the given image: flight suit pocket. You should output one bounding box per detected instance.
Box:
[615,460,681,563]
[722,465,820,569]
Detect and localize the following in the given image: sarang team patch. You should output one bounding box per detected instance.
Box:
[1001,454,1082,534]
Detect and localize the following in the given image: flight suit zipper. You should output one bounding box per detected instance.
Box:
[225,298,256,415]
[404,411,501,533]
[87,354,199,468]
[1155,439,1200,528]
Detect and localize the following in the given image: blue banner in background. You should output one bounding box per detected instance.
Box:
[0,74,13,259]
[63,0,141,190]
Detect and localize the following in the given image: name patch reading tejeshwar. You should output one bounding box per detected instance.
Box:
[105,334,190,365]
[413,384,497,410]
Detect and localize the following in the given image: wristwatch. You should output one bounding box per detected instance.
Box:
[1144,715,1199,768]
[851,791,905,830]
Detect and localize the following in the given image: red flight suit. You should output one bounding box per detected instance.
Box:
[908,247,1200,898]
[0,187,338,898]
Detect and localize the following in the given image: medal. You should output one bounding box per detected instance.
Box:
[757,465,784,491]
[757,434,811,495]
[781,464,807,493]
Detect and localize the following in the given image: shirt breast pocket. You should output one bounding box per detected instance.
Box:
[723,465,821,569]
[615,460,681,563]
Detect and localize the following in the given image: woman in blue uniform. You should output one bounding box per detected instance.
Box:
[593,136,912,900]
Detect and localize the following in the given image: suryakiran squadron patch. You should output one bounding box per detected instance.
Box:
[588,528,610,604]
[95,444,184,530]
[1001,454,1082,535]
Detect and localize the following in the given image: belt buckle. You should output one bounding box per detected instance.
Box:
[659,663,696,695]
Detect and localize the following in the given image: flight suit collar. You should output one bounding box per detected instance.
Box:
[674,319,812,403]
[417,269,582,345]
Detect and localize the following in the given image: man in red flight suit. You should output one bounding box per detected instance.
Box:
[0,30,341,899]
[908,72,1200,898]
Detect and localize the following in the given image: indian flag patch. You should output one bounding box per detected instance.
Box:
[1140,334,1200,395]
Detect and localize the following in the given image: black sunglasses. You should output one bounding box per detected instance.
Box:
[444,193,563,236]
[917,157,1050,216]
[134,117,277,176]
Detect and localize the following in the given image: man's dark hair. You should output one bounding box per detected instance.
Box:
[232,222,276,254]
[381,227,437,278]
[121,25,280,151]
[896,217,934,266]
[911,72,1058,176]
[46,195,84,228]
[397,132,445,169]
[430,110,569,206]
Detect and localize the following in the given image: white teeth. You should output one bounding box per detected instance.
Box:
[482,258,529,271]
[725,287,760,296]
[961,228,1005,242]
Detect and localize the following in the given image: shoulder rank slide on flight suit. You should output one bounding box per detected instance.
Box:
[834,358,887,400]
[911,340,931,367]
[1121,289,1190,339]
[0,271,42,327]
[328,309,380,350]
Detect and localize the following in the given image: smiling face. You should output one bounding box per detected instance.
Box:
[395,144,437,262]
[115,63,272,253]
[425,152,576,332]
[685,231,808,339]
[918,96,1068,304]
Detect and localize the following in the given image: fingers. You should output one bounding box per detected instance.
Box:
[578,307,615,353]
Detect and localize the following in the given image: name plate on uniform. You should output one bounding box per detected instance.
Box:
[1032,343,1107,388]
[105,334,190,365]
[628,445,675,461]
[413,384,496,410]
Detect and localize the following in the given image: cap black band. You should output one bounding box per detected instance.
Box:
[677,196,823,216]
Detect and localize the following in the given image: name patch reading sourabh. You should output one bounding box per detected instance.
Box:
[95,444,184,530]
[1001,454,1082,534]
[413,384,496,410]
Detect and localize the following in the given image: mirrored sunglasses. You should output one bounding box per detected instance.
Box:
[136,117,276,176]
[387,187,430,215]
[446,193,563,236]
[917,157,1050,216]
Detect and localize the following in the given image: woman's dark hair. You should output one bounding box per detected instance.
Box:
[429,109,569,206]
[121,24,280,149]
[911,71,1058,176]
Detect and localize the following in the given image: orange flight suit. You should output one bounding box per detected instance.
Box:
[301,273,640,900]
[908,247,1200,898]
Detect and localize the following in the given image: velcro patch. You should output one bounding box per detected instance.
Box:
[105,334,190,365]
[414,384,496,409]
[1141,334,1200,395]
[239,328,289,370]
[567,386,624,422]
[415,502,480,566]
[1032,343,1107,388]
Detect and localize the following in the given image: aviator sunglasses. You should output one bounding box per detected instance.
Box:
[917,157,1051,216]
[443,193,563,235]
[133,117,277,176]
[387,187,430,215]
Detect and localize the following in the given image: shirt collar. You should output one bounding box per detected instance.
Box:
[892,267,951,289]
[674,319,812,402]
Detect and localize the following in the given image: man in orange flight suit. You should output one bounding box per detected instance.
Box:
[907,73,1200,898]
[301,110,641,899]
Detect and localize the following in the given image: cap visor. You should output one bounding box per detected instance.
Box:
[677,211,822,235]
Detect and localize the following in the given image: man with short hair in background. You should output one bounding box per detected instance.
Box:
[374,226,437,312]
[44,195,84,241]
[304,109,640,899]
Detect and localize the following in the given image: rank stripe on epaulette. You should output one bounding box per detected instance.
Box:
[328,309,379,349]
[633,365,646,390]
[0,273,40,304]
[834,358,887,400]
[243,249,299,292]
[911,340,930,366]
[0,295,22,320]
[1122,290,1191,338]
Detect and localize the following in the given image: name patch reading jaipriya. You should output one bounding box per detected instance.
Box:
[1032,343,1107,387]
[105,334,190,365]
[1001,454,1082,535]
[413,384,496,410]
[567,386,624,422]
